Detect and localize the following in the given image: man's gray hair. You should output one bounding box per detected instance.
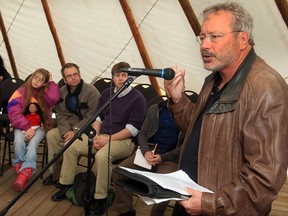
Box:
[201,2,254,46]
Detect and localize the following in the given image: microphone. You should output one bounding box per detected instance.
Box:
[120,67,175,80]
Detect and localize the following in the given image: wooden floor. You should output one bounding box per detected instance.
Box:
[0,140,288,216]
[0,164,166,216]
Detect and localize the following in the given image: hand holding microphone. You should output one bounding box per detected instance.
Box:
[164,65,186,104]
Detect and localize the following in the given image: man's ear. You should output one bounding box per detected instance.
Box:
[239,31,249,50]
[63,78,68,84]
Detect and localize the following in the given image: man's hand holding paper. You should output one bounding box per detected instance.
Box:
[115,166,213,205]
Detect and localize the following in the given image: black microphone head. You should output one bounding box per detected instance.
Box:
[163,68,175,80]
[120,67,130,72]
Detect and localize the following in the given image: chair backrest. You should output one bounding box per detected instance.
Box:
[146,95,167,108]
[134,83,158,104]
[0,78,25,113]
[93,78,114,94]
[24,74,32,82]
[0,68,11,81]
[58,78,66,88]
[184,90,199,103]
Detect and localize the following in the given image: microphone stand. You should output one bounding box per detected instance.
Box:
[0,75,138,216]
[84,126,95,215]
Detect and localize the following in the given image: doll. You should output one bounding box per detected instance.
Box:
[23,102,44,143]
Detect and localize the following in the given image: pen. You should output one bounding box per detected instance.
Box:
[152,144,158,157]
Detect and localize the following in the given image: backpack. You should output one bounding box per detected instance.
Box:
[66,172,96,206]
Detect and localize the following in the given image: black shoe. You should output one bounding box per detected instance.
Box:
[88,189,115,215]
[51,186,71,202]
[43,174,58,185]
[107,188,115,206]
[89,198,107,216]
[54,181,63,188]
[119,209,136,216]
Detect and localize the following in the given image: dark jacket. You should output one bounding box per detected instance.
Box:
[138,100,183,163]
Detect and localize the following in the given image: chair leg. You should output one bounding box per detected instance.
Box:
[41,140,46,170]
[45,146,48,165]
[40,138,49,179]
[1,138,8,176]
[8,139,12,165]
[0,145,5,176]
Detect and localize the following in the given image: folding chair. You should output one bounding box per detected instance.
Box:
[93,78,114,94]
[134,83,159,104]
[0,78,25,174]
[184,90,199,103]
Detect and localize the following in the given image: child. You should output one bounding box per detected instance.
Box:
[7,68,60,192]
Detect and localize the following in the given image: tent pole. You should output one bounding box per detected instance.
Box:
[0,11,18,78]
[275,0,288,29]
[119,0,162,96]
[178,0,201,36]
[41,0,66,67]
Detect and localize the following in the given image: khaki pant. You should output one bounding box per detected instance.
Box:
[46,128,65,175]
[46,127,88,180]
[59,134,135,199]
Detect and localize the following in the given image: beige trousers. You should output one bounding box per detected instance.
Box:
[46,127,89,180]
[59,134,135,199]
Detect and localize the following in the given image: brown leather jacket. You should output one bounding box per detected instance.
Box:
[169,49,288,215]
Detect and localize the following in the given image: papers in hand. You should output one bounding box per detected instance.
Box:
[133,148,152,170]
[119,166,214,205]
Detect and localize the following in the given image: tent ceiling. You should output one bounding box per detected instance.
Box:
[0,0,288,93]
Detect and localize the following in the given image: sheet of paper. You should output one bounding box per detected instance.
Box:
[133,148,152,170]
[139,194,184,205]
[119,166,213,202]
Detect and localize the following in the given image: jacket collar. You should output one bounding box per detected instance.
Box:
[207,48,257,114]
[66,79,84,96]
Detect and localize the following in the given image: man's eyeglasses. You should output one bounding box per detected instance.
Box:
[195,30,242,45]
[65,72,79,80]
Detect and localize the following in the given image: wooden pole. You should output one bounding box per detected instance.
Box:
[178,0,201,36]
[41,0,66,67]
[275,0,288,29]
[0,11,18,78]
[119,0,162,96]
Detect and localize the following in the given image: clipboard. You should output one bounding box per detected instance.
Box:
[113,166,187,199]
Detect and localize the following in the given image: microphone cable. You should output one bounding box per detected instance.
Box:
[105,76,114,215]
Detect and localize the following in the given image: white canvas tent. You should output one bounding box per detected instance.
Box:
[0,0,287,94]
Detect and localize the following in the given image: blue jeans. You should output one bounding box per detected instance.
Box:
[12,128,45,172]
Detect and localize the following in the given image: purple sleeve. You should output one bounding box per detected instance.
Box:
[43,81,61,108]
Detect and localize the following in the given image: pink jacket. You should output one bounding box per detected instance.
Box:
[7,81,60,132]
